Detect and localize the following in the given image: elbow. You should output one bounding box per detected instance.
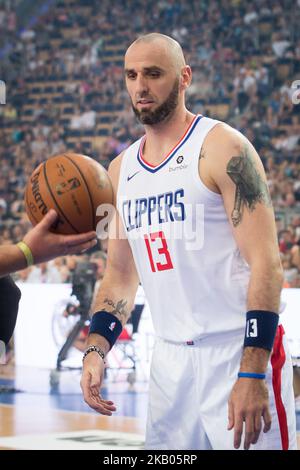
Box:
[251,259,284,285]
[276,265,284,288]
[271,260,284,285]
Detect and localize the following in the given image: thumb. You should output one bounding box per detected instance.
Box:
[90,372,101,390]
[38,209,58,230]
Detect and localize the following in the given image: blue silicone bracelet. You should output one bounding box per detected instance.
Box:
[238,372,266,379]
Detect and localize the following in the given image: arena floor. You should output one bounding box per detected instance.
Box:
[0,366,146,450]
[0,365,299,450]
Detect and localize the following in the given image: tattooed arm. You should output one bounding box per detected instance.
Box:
[87,154,139,354]
[87,247,139,356]
[226,148,272,227]
[81,153,139,415]
[205,124,283,313]
[201,123,283,449]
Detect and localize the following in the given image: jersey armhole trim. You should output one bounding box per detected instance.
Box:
[192,121,224,202]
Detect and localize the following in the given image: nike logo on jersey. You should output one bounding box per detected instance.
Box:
[127,171,140,182]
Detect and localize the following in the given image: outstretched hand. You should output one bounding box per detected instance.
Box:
[23,209,98,263]
[81,352,116,415]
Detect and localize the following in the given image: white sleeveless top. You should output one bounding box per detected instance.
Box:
[117,115,251,342]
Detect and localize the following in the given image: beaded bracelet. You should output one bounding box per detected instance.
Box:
[82,345,105,362]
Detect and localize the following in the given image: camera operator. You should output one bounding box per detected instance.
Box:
[54,258,100,369]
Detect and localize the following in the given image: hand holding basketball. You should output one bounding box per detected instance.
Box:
[22,209,97,263]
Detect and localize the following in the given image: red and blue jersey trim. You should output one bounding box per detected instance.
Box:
[137,114,203,173]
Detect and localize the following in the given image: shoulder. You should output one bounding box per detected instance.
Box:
[198,122,246,193]
[202,121,265,185]
[108,152,125,178]
[203,122,246,157]
[108,136,143,184]
[107,152,125,202]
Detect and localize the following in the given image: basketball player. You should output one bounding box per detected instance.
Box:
[80,33,297,450]
[0,209,97,345]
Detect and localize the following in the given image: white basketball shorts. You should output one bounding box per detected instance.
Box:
[145,325,297,450]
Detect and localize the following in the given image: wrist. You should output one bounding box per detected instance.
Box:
[244,310,279,351]
[83,345,106,362]
[16,241,34,267]
[238,372,266,380]
[89,311,123,350]
[88,333,110,354]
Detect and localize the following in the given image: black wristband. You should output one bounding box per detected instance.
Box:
[244,310,279,351]
[89,311,123,349]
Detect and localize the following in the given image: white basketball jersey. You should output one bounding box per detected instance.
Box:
[117,115,251,342]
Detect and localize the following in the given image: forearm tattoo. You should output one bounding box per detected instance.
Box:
[226,144,272,227]
[104,297,128,320]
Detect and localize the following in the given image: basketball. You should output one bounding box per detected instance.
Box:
[24,153,113,234]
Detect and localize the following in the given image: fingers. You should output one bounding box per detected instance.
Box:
[262,408,272,433]
[252,413,262,445]
[227,401,234,431]
[38,209,58,228]
[81,371,116,416]
[63,231,98,247]
[64,238,98,255]
[233,413,244,449]
[244,415,254,450]
[232,411,269,450]
[86,393,116,416]
[61,230,98,255]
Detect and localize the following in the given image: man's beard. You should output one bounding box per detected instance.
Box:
[132,78,179,125]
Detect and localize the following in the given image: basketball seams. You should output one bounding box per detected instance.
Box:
[25,153,112,235]
[24,177,39,225]
[63,154,95,230]
[43,160,80,234]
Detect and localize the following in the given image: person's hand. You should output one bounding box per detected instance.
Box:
[227,377,272,450]
[23,209,97,263]
[80,352,116,415]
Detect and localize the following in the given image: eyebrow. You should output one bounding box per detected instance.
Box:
[124,66,164,74]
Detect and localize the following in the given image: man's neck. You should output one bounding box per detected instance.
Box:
[142,108,195,166]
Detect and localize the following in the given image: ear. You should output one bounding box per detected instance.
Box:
[180,65,192,91]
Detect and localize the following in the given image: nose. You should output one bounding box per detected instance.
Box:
[135,73,149,96]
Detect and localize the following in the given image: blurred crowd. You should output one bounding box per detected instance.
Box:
[0,0,300,287]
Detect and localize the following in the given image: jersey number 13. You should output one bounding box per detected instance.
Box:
[144,231,174,272]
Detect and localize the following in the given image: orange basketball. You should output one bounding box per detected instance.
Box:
[24,153,113,234]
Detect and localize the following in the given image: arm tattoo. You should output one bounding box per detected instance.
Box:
[226,144,272,227]
[199,147,205,160]
[104,298,128,319]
